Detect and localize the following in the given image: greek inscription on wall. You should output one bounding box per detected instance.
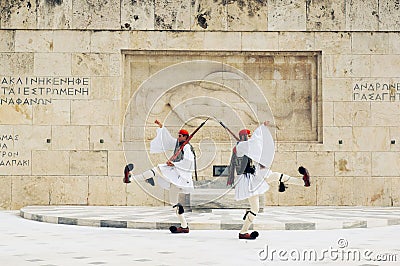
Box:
[0,134,29,168]
[0,76,90,105]
[353,82,400,101]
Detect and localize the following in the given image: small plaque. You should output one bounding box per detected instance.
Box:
[213,165,229,177]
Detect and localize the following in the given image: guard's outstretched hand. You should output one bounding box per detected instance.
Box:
[155,120,163,128]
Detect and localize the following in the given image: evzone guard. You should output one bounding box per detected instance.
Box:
[124,119,207,233]
[227,121,311,240]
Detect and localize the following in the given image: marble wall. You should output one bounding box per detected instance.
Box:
[0,0,400,209]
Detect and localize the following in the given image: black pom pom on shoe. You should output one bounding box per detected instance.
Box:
[250,231,259,239]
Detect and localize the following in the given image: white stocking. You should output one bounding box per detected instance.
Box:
[266,172,303,186]
[240,195,259,234]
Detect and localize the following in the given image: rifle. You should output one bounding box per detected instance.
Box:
[169,117,209,163]
[217,120,240,141]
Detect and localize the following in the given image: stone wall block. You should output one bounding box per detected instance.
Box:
[71,0,120,30]
[370,102,400,126]
[278,32,314,50]
[121,0,155,30]
[334,152,371,177]
[203,32,241,51]
[346,0,379,31]
[324,54,370,78]
[49,176,88,205]
[0,53,33,76]
[0,30,15,52]
[90,31,129,53]
[227,0,268,31]
[129,31,167,50]
[90,126,122,151]
[88,176,126,205]
[315,32,351,54]
[11,176,50,209]
[37,0,72,29]
[154,0,191,30]
[52,125,89,150]
[316,177,342,205]
[53,30,90,52]
[322,78,353,102]
[71,53,110,76]
[242,32,279,51]
[372,152,400,177]
[352,127,390,151]
[71,100,119,126]
[306,0,345,31]
[34,53,72,76]
[32,151,69,175]
[352,32,389,54]
[33,100,71,125]
[378,0,400,31]
[0,104,33,125]
[389,33,400,54]
[190,0,227,31]
[13,125,51,151]
[371,55,400,77]
[126,181,165,206]
[297,151,334,176]
[268,0,306,31]
[0,176,11,209]
[69,151,107,176]
[15,30,53,52]
[166,32,205,50]
[108,151,126,177]
[391,178,400,206]
[1,0,37,29]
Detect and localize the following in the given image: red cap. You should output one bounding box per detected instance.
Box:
[239,129,251,136]
[179,129,189,136]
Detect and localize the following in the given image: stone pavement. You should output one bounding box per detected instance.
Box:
[1,210,400,265]
[20,205,400,231]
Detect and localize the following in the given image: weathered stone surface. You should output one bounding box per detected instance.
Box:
[121,0,155,30]
[371,55,400,78]
[37,0,72,29]
[227,0,268,31]
[335,152,371,177]
[346,0,379,31]
[353,127,390,151]
[11,176,50,209]
[154,0,191,30]
[315,32,351,54]
[49,176,88,205]
[0,176,11,209]
[190,0,227,31]
[71,53,110,76]
[268,0,306,31]
[34,53,72,76]
[0,53,33,76]
[378,0,400,31]
[71,100,119,126]
[32,151,69,175]
[352,32,389,54]
[70,151,107,176]
[71,0,120,30]
[88,176,126,205]
[306,0,345,31]
[53,30,90,52]
[241,32,279,51]
[33,100,71,125]
[0,30,14,52]
[52,126,89,150]
[372,152,400,177]
[1,0,37,29]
